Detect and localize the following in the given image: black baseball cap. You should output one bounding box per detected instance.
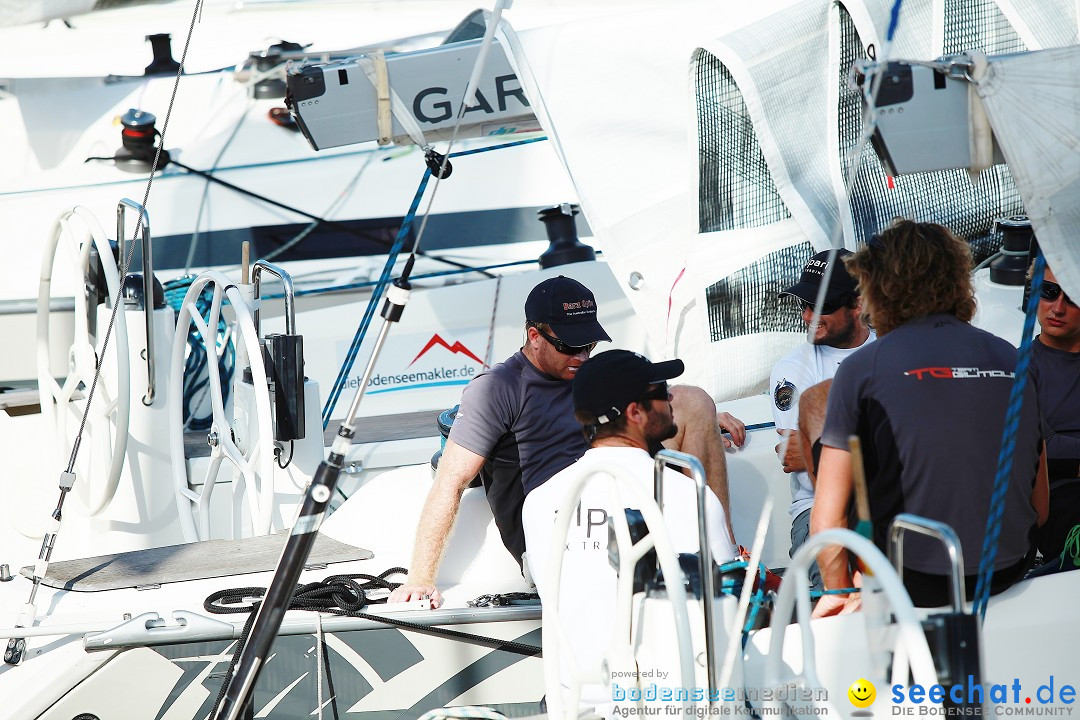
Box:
[780,249,858,305]
[524,275,611,347]
[573,350,684,424]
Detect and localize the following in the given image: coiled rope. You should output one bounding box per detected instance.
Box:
[163,276,236,431]
[205,568,541,719]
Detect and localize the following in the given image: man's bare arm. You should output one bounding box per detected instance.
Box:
[797,380,832,485]
[667,385,736,545]
[810,445,857,618]
[388,440,486,608]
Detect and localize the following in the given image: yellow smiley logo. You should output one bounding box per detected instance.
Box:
[848,678,876,708]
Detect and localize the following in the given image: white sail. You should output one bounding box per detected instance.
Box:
[973,45,1080,300]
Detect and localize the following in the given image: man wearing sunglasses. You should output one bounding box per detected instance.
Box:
[391,275,741,607]
[769,249,875,590]
[1031,265,1080,565]
[521,350,739,714]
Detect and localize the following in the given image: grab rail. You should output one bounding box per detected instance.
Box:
[251,260,296,337]
[653,449,718,702]
[888,513,966,613]
[117,198,156,405]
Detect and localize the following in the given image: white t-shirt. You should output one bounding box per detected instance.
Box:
[522,446,737,715]
[769,331,876,516]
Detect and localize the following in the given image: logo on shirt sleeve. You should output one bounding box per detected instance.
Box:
[773,379,798,411]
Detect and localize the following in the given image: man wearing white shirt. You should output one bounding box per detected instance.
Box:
[523,350,737,715]
[769,249,874,589]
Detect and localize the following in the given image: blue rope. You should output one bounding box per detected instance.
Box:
[972,252,1045,618]
[319,137,549,428]
[886,0,904,42]
[321,170,430,428]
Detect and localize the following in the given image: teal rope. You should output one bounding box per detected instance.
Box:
[262,259,537,301]
[809,587,860,598]
[972,252,1045,619]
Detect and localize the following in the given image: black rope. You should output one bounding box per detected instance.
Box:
[164,158,493,277]
[320,625,342,720]
[204,566,542,713]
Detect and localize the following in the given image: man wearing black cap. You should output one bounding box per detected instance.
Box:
[769,249,874,588]
[522,350,738,713]
[391,275,740,607]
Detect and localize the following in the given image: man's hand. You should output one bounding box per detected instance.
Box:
[717,411,746,449]
[810,592,861,618]
[388,580,444,609]
[775,429,807,473]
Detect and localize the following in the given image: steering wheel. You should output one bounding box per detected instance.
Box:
[168,271,274,541]
[37,206,130,517]
[541,459,696,720]
[761,529,939,714]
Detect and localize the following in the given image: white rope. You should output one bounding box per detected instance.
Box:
[355,52,430,149]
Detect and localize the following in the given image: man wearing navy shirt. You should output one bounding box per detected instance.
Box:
[812,220,1048,613]
[390,275,741,607]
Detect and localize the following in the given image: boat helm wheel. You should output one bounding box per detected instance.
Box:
[541,460,696,720]
[168,271,275,542]
[37,206,131,518]
[762,529,939,714]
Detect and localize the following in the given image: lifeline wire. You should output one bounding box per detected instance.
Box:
[972,252,1045,619]
[775,0,906,466]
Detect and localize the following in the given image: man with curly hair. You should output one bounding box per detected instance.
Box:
[811,220,1048,614]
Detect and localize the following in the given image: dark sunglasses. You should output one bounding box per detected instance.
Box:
[531,323,598,356]
[640,382,672,404]
[1040,281,1077,308]
[798,295,852,315]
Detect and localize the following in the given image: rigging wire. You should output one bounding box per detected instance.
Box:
[185,91,252,273]
[8,0,207,666]
[167,156,491,276]
[319,138,548,427]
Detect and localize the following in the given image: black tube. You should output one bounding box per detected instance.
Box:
[213,453,345,720]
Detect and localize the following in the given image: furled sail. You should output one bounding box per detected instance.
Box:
[973,45,1080,303]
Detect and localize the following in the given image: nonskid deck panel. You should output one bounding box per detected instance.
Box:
[22,530,372,591]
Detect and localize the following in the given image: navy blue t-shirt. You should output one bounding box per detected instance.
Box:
[822,314,1040,575]
[1030,338,1080,485]
[449,350,587,563]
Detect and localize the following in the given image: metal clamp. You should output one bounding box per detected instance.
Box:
[653,449,718,701]
[251,260,296,338]
[117,198,156,405]
[83,610,237,649]
[888,513,967,612]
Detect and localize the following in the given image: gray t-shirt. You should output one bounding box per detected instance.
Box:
[449,350,587,562]
[822,314,1040,575]
[1030,338,1080,485]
